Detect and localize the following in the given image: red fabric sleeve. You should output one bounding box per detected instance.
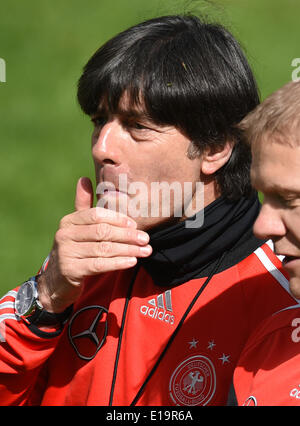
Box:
[0,288,62,405]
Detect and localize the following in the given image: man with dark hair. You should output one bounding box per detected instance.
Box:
[0,15,295,406]
[233,81,300,406]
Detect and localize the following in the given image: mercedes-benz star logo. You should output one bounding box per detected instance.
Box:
[68,305,108,361]
[243,396,258,406]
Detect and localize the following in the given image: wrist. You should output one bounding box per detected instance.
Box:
[37,273,72,314]
[15,275,73,327]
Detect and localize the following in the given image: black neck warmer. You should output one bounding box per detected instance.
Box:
[138,193,264,287]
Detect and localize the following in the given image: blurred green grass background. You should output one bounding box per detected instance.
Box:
[0,0,299,294]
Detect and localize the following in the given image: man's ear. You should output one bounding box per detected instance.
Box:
[200,141,234,175]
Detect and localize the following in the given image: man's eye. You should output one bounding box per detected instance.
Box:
[284,198,299,208]
[276,194,298,208]
[130,122,149,130]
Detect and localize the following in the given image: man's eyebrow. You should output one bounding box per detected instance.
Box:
[274,188,300,197]
[262,182,300,197]
[116,108,151,121]
[251,169,299,194]
[92,106,149,120]
[91,103,158,128]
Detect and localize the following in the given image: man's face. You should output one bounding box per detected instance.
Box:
[90,101,204,231]
[251,139,300,298]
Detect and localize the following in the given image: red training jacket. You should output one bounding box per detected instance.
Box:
[233,304,300,406]
[0,241,296,406]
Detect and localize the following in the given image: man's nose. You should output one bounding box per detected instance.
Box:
[253,201,286,241]
[92,120,122,165]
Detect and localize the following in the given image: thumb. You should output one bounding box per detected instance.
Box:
[75,177,94,211]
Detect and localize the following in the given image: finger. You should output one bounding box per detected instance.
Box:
[65,241,152,259]
[75,177,94,211]
[77,256,138,275]
[61,206,137,229]
[57,222,149,246]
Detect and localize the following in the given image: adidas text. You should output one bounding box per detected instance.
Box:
[140,305,175,325]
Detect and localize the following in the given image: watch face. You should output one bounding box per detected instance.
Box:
[15,281,35,316]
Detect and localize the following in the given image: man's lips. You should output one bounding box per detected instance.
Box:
[98,180,128,195]
[98,168,130,195]
[101,188,128,196]
[103,188,119,193]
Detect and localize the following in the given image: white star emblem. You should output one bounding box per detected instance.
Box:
[207,340,216,350]
[188,338,198,349]
[219,353,230,364]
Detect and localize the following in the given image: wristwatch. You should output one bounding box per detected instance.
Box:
[15,276,72,326]
[15,276,43,319]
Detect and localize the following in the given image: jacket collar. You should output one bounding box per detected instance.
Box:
[138,193,264,287]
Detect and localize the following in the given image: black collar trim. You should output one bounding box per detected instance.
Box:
[138,193,265,287]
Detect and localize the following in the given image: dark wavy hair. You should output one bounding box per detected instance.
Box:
[77,15,260,200]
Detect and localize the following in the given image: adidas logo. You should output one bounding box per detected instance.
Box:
[140,290,175,325]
